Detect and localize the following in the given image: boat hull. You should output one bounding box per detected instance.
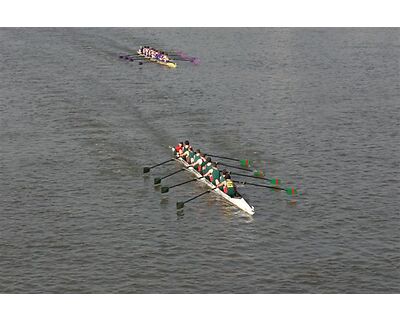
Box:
[173,153,255,215]
[137,51,177,68]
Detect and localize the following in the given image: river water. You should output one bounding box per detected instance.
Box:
[0,28,399,293]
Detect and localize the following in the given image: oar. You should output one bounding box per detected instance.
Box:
[176,186,218,210]
[154,168,185,185]
[217,162,264,177]
[143,159,174,173]
[119,54,139,61]
[230,171,281,186]
[234,180,297,195]
[170,57,200,64]
[169,51,200,64]
[205,154,252,167]
[169,51,199,60]
[119,54,151,63]
[161,176,204,193]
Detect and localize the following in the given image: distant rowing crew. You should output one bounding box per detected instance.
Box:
[138,46,172,63]
[174,141,238,197]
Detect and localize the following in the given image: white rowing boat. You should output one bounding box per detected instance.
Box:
[172,149,255,215]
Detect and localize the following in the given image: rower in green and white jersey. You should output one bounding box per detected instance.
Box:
[191,152,206,173]
[217,169,228,191]
[183,145,195,163]
[201,157,212,175]
[203,162,221,185]
[192,149,201,164]
[181,140,191,161]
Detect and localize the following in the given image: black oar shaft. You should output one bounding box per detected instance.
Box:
[143,158,173,173]
[182,187,217,204]
[206,154,240,162]
[218,162,252,172]
[161,177,202,193]
[149,159,173,169]
[234,180,283,191]
[169,178,200,189]
[160,168,184,180]
[169,177,204,189]
[231,171,271,181]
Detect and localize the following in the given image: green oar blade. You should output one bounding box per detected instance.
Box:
[270,178,281,186]
[143,167,150,173]
[161,186,169,193]
[285,187,298,195]
[253,170,265,177]
[154,177,162,185]
[240,159,252,167]
[176,202,185,209]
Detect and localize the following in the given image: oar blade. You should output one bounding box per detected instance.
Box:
[240,159,252,167]
[154,177,161,185]
[253,170,265,177]
[161,186,169,193]
[270,178,281,186]
[285,187,298,195]
[176,202,185,210]
[143,167,150,173]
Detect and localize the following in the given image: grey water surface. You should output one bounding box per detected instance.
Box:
[0,28,399,293]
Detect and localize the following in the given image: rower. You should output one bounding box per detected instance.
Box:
[182,145,193,163]
[179,140,189,157]
[217,169,228,191]
[183,140,190,151]
[191,152,206,173]
[181,141,192,161]
[188,146,200,164]
[203,162,221,185]
[159,51,165,62]
[217,173,237,197]
[188,146,195,163]
[192,149,201,165]
[201,157,212,176]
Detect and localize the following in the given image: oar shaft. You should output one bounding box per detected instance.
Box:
[150,159,173,169]
[144,158,174,173]
[218,162,252,172]
[182,187,217,204]
[206,154,240,162]
[160,168,184,180]
[231,171,272,181]
[169,178,199,189]
[234,180,284,191]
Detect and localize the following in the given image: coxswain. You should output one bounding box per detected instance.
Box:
[174,142,184,157]
[217,173,237,197]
